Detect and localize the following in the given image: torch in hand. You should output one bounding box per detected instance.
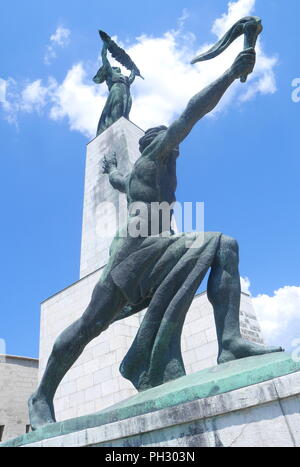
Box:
[191,16,263,83]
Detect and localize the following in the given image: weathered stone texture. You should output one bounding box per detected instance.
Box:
[80,117,144,278]
[0,356,38,442]
[3,358,300,448]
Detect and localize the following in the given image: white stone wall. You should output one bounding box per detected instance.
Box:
[40,269,142,421]
[0,356,38,442]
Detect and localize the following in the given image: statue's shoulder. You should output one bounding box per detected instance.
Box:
[110,72,128,85]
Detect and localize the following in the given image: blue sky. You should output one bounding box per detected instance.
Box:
[0,0,299,358]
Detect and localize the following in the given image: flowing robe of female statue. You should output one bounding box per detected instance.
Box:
[93,43,136,136]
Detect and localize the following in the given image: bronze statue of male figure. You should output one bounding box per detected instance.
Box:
[29,47,282,430]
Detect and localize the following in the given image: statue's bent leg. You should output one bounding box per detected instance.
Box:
[29,277,126,430]
[207,235,283,364]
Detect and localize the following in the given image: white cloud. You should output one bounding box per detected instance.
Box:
[238,51,277,102]
[0,338,6,355]
[45,48,56,66]
[177,8,190,30]
[211,0,277,102]
[0,78,57,125]
[0,79,7,103]
[50,26,71,47]
[21,79,54,113]
[128,32,200,129]
[49,64,105,137]
[241,276,251,294]
[252,286,300,350]
[45,26,71,65]
[212,0,256,38]
[1,0,278,138]
[49,0,277,135]
[0,78,21,124]
[241,277,300,350]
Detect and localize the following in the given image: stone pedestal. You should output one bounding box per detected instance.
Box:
[2,353,300,447]
[80,117,144,278]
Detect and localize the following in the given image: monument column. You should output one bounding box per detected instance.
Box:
[80,117,144,278]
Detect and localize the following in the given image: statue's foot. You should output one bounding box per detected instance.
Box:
[28,392,56,431]
[218,337,284,365]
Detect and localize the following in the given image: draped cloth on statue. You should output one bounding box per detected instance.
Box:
[97,76,132,135]
[106,230,222,392]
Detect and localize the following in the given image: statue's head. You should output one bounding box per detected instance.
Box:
[139,126,168,153]
[112,66,122,74]
[93,66,107,84]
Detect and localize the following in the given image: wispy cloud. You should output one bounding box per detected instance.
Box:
[0,78,57,125]
[50,26,71,47]
[49,65,103,137]
[212,0,256,37]
[1,0,278,138]
[21,79,55,113]
[241,276,251,294]
[0,338,6,357]
[241,277,300,351]
[212,0,277,102]
[0,78,20,124]
[50,0,277,136]
[252,286,300,350]
[0,79,7,103]
[44,26,71,65]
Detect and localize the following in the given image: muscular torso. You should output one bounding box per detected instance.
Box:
[106,70,129,90]
[125,150,178,235]
[127,153,177,205]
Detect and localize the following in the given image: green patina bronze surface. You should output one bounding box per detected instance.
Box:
[28,17,284,432]
[93,31,143,136]
[3,352,300,447]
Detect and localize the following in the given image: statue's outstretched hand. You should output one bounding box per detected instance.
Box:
[102,152,118,174]
[230,48,256,81]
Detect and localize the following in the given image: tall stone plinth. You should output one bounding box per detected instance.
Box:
[80,117,144,278]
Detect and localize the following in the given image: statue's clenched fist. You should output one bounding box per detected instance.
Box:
[102,152,118,174]
[230,48,256,81]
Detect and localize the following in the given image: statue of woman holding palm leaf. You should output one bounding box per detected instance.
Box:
[93,31,143,136]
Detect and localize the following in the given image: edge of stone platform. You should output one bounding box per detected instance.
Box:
[1,352,299,447]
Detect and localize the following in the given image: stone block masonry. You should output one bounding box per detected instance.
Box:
[0,356,38,442]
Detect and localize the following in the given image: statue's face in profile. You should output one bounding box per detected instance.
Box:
[93,66,107,84]
[112,67,122,74]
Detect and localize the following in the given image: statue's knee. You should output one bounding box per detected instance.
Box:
[220,235,239,255]
[215,235,239,270]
